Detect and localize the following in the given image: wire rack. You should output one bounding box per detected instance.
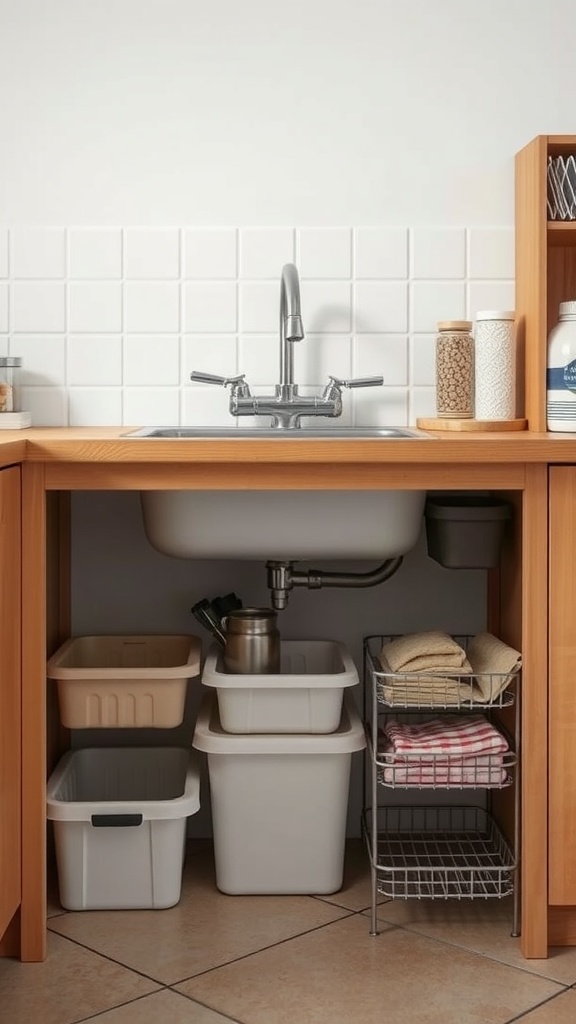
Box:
[362,805,516,901]
[364,634,519,711]
[370,716,517,791]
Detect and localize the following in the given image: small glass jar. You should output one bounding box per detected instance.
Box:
[0,357,22,414]
[435,321,474,418]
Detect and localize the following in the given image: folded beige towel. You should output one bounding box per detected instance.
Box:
[380,631,470,674]
[467,632,522,702]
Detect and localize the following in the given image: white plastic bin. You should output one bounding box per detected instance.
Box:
[192,690,365,895]
[46,747,201,910]
[201,639,359,733]
[47,634,202,728]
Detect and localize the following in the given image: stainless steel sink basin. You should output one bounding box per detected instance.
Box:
[125,426,429,439]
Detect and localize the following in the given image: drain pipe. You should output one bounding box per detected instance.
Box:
[265,556,403,610]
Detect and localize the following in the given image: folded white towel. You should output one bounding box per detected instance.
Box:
[380,631,470,674]
[467,633,522,702]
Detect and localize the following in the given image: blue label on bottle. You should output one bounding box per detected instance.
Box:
[548,360,576,393]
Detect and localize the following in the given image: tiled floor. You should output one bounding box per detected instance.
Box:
[2,840,576,1023]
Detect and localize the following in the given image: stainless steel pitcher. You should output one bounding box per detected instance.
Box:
[222,607,281,674]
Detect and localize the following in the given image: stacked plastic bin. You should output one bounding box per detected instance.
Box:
[45,634,202,910]
[192,639,366,894]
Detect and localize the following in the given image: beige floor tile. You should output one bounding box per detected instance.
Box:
[314,838,389,913]
[376,898,576,985]
[48,848,351,985]
[515,989,576,1022]
[177,914,563,1024]
[0,931,159,1024]
[78,988,235,1023]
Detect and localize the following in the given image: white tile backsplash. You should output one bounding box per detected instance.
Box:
[240,229,294,278]
[69,281,123,333]
[11,228,65,279]
[2,225,513,426]
[354,228,408,279]
[354,281,407,333]
[183,281,237,332]
[124,228,180,279]
[12,281,66,333]
[124,335,180,386]
[469,228,515,280]
[69,228,122,280]
[411,228,466,279]
[183,229,237,279]
[125,281,180,333]
[298,228,351,279]
[67,335,122,386]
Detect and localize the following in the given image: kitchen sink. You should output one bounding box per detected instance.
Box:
[125,426,429,439]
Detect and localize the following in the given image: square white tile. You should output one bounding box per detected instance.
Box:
[183,228,237,279]
[124,336,180,387]
[13,335,66,386]
[20,386,67,426]
[0,228,8,277]
[354,281,407,333]
[411,228,466,279]
[354,228,408,279]
[11,227,65,279]
[238,334,279,386]
[294,333,352,386]
[240,229,294,278]
[124,229,180,279]
[69,282,122,333]
[69,229,122,279]
[239,281,278,333]
[11,281,66,332]
[410,334,436,387]
[352,386,408,426]
[183,282,237,332]
[410,386,437,422]
[469,227,515,279]
[0,282,7,331]
[468,280,515,318]
[297,228,351,279]
[411,280,466,333]
[182,385,234,426]
[184,335,238,381]
[125,281,180,333]
[352,335,408,387]
[301,281,352,332]
[123,388,180,426]
[68,388,122,425]
[67,335,122,386]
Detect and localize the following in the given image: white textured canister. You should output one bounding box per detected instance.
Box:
[474,311,516,420]
[547,300,576,431]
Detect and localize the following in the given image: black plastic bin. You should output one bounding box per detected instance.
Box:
[425,495,512,569]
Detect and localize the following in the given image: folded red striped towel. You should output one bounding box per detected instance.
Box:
[382,715,508,759]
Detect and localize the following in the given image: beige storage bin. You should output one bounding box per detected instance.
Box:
[47,634,202,728]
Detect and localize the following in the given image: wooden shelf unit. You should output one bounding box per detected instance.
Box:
[515,135,576,430]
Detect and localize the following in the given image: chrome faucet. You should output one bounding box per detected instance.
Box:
[190,263,383,429]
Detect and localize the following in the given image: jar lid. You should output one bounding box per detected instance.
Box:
[0,357,22,367]
[437,320,472,332]
[559,300,576,317]
[475,310,515,321]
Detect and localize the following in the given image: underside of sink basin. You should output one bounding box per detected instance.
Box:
[126,426,429,439]
[140,489,426,561]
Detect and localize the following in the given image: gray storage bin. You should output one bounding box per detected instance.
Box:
[425,496,512,569]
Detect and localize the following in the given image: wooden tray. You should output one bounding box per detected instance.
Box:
[416,417,527,432]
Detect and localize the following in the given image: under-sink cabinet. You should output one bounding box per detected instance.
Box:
[362,634,520,936]
[0,466,21,955]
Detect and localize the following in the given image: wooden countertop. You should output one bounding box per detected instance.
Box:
[1,426,576,465]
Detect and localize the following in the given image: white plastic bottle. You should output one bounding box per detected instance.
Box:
[547,301,576,432]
